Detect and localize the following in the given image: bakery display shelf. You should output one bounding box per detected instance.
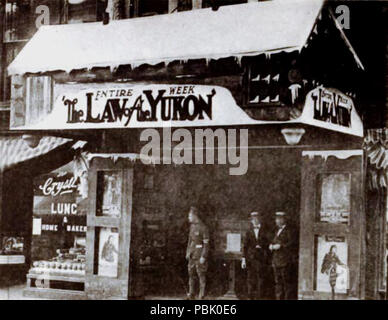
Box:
[27,272,85,283]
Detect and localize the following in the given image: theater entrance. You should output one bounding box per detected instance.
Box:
[129,146,302,299]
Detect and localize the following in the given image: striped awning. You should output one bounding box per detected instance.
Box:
[0,135,74,171]
[364,129,388,189]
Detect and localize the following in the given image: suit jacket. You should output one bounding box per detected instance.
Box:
[186,222,210,260]
[271,225,292,268]
[242,226,268,268]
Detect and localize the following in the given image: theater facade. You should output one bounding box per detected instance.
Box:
[6,0,370,299]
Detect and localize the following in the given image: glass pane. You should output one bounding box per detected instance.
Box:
[96,171,122,217]
[318,173,351,224]
[4,1,33,42]
[68,0,98,24]
[94,227,119,278]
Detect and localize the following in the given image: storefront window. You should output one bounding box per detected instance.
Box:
[27,166,87,293]
[67,0,101,23]
[138,0,168,16]
[202,0,248,9]
[317,173,351,225]
[4,0,33,42]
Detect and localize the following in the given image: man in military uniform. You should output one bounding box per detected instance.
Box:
[186,206,210,300]
[269,211,293,300]
[241,211,268,300]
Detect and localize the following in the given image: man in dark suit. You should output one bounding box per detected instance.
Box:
[269,211,293,300]
[241,211,268,300]
[186,206,210,300]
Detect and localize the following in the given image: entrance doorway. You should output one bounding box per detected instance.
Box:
[132,147,302,299]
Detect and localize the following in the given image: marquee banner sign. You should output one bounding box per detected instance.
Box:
[299,87,362,136]
[26,84,257,130]
[19,83,363,137]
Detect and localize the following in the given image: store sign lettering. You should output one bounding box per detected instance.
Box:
[66,225,87,232]
[51,203,77,215]
[39,176,78,197]
[64,85,215,125]
[40,224,87,233]
[311,87,352,128]
[41,224,58,232]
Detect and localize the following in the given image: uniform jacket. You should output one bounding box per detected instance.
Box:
[271,225,292,268]
[186,222,210,260]
[242,225,268,267]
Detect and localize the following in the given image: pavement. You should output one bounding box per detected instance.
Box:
[0,284,188,300]
[0,284,48,300]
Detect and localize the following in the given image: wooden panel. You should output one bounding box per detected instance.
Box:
[85,158,133,299]
[10,75,26,127]
[168,0,178,12]
[11,75,53,128]
[298,152,364,300]
[25,76,52,125]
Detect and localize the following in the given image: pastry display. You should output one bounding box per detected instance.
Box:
[29,247,86,275]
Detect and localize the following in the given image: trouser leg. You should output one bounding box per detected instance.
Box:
[188,260,196,298]
[196,260,208,299]
[247,269,256,299]
[256,268,263,299]
[283,266,293,300]
[198,272,206,299]
[279,267,290,300]
[273,266,283,300]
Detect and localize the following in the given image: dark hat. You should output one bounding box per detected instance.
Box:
[275,211,287,217]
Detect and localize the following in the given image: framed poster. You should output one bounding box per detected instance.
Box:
[226,233,241,253]
[315,235,349,293]
[97,228,119,278]
[97,171,122,217]
[318,173,351,224]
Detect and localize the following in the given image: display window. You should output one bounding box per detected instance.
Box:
[28,162,87,292]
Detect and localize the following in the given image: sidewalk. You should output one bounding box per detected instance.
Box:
[0,284,48,300]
